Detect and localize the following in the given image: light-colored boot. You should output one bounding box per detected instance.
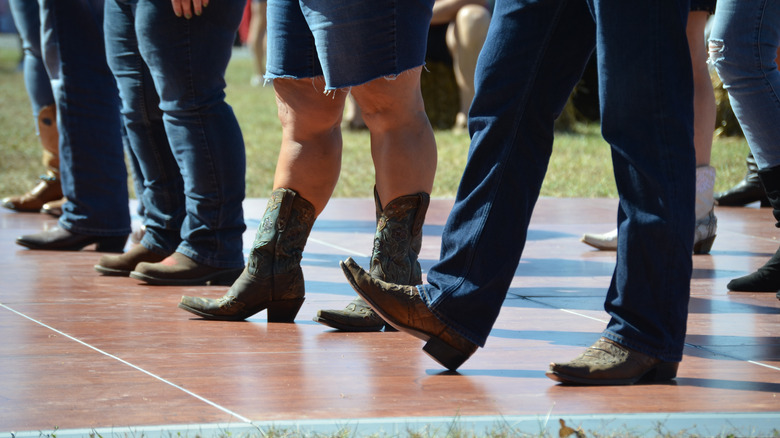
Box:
[2,104,63,212]
[581,165,717,254]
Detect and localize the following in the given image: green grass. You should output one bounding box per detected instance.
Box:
[0,45,751,200]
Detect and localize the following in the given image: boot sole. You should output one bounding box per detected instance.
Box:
[312,315,385,332]
[178,297,305,322]
[545,361,679,386]
[94,265,131,277]
[16,235,127,252]
[129,267,243,286]
[340,260,474,370]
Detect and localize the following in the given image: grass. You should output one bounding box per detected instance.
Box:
[0,44,751,200]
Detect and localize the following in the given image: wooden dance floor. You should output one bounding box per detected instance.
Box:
[1,198,778,437]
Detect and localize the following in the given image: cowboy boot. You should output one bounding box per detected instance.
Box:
[178,188,316,321]
[715,152,770,207]
[314,189,430,331]
[728,165,780,291]
[583,166,718,254]
[2,104,63,212]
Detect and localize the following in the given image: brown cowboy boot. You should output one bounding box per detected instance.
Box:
[314,189,430,331]
[178,188,316,321]
[339,257,478,371]
[2,104,63,212]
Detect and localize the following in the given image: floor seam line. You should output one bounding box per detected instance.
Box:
[0,303,253,424]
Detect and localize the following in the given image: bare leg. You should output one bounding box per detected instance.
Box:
[247,1,267,85]
[272,77,346,214]
[688,10,715,166]
[446,4,490,128]
[350,67,437,205]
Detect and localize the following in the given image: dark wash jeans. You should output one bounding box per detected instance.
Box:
[420,0,695,363]
[103,0,247,268]
[40,0,131,236]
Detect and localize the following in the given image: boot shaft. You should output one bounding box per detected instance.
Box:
[369,191,430,285]
[38,104,59,176]
[758,165,780,226]
[247,188,316,277]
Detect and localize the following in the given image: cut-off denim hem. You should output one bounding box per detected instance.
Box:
[265,0,432,90]
[263,65,425,94]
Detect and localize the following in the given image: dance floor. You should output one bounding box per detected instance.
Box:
[1,197,778,437]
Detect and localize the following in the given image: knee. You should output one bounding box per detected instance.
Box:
[455,4,491,29]
[708,39,729,76]
[352,71,425,124]
[708,38,765,87]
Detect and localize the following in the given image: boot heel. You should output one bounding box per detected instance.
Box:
[644,361,679,382]
[693,234,716,255]
[423,336,471,371]
[95,235,128,253]
[267,297,305,323]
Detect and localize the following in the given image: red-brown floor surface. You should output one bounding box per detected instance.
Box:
[1,198,778,437]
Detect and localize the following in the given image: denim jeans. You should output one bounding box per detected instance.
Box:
[103,0,247,268]
[8,0,54,124]
[419,0,695,363]
[39,0,130,236]
[709,0,780,170]
[265,0,433,89]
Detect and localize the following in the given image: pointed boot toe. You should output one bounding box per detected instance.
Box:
[581,229,618,250]
[340,257,477,371]
[314,297,388,332]
[546,337,678,385]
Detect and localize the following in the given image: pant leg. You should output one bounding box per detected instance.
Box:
[420,0,597,347]
[9,0,54,122]
[104,0,185,256]
[595,0,694,362]
[39,0,130,236]
[133,0,247,268]
[709,0,780,170]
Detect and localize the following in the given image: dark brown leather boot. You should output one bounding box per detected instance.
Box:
[546,337,678,385]
[2,105,63,212]
[95,244,170,276]
[131,252,243,286]
[340,257,477,371]
[314,190,429,331]
[178,188,316,321]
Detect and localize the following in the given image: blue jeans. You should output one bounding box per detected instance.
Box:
[8,0,54,124]
[39,0,130,236]
[709,0,780,170]
[419,0,695,363]
[103,0,247,268]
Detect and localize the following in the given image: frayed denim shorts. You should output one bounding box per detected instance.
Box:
[265,0,434,90]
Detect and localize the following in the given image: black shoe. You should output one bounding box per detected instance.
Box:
[16,227,127,252]
[715,153,769,206]
[715,179,770,206]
